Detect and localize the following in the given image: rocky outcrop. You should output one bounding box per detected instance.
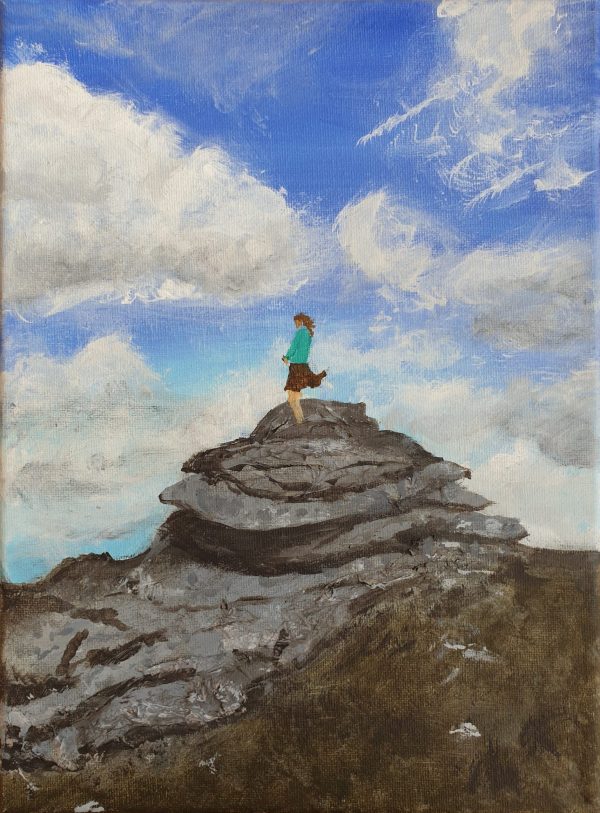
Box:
[2,400,528,772]
[157,400,524,572]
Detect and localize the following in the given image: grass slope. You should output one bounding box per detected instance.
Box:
[3,550,598,813]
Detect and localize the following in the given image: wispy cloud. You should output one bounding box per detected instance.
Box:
[358,0,593,211]
[50,1,336,112]
[534,158,596,195]
[463,161,544,209]
[357,86,456,146]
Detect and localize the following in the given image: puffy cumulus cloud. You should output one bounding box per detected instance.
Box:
[474,442,597,550]
[448,240,594,349]
[3,335,282,571]
[4,62,326,314]
[334,191,456,308]
[316,331,596,549]
[335,192,593,350]
[360,1,594,209]
[383,377,506,466]
[383,364,597,470]
[502,364,597,468]
[436,0,557,97]
[375,365,598,549]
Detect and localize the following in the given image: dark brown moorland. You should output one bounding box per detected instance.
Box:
[3,548,598,813]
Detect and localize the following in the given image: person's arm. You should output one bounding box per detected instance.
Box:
[283,332,299,363]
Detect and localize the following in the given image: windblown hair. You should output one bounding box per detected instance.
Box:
[294,312,316,336]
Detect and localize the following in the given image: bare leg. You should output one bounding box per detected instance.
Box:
[287,390,304,424]
[294,392,304,423]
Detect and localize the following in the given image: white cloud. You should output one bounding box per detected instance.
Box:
[502,364,597,468]
[439,0,557,98]
[334,191,455,308]
[376,367,598,549]
[360,1,592,210]
[373,354,598,551]
[64,13,134,58]
[533,158,596,195]
[4,61,327,314]
[463,161,544,210]
[474,441,597,550]
[54,2,334,112]
[364,0,559,145]
[382,377,506,466]
[335,191,593,350]
[368,311,393,334]
[381,364,597,470]
[11,38,47,61]
[357,84,456,147]
[3,335,283,571]
[317,328,462,375]
[313,334,597,549]
[437,0,479,18]
[448,241,594,348]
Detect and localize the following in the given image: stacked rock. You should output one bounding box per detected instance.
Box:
[3,400,526,771]
[158,400,526,574]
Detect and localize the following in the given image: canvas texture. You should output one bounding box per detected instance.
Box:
[1,2,597,812]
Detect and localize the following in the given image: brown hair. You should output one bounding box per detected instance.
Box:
[294,312,316,336]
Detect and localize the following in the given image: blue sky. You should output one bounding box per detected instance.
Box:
[3,0,597,580]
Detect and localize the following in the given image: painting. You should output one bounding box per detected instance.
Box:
[1,2,597,812]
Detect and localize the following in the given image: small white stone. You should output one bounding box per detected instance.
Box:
[462,646,496,663]
[450,722,481,738]
[443,640,466,651]
[74,802,105,813]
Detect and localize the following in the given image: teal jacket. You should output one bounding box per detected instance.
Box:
[284,325,312,363]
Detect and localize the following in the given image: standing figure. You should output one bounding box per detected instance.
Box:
[282,312,327,424]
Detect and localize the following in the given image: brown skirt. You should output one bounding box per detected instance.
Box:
[284,363,327,392]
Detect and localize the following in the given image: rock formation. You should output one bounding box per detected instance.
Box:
[2,400,528,772]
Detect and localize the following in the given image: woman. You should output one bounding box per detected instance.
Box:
[282,312,327,424]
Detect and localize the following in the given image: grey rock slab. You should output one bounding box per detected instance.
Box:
[32,726,82,771]
[440,483,492,510]
[6,548,425,769]
[455,512,527,541]
[4,533,531,770]
[260,509,526,571]
[409,461,471,490]
[249,400,379,443]
[3,400,531,771]
[182,401,440,501]
[151,496,526,578]
[159,475,404,530]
